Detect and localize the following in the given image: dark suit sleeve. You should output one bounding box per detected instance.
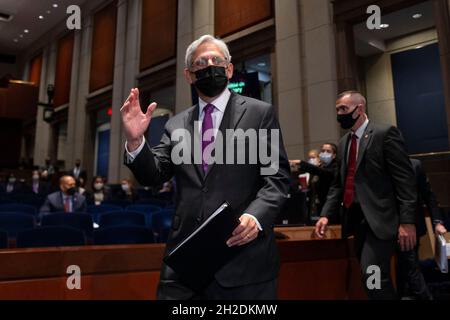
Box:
[79,195,87,213]
[243,106,290,232]
[320,159,343,219]
[299,161,336,181]
[416,160,443,222]
[384,126,417,224]
[40,197,52,213]
[124,128,174,187]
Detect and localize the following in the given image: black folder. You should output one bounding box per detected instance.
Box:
[163,202,241,292]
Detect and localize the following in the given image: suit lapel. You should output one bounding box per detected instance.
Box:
[340,132,351,185]
[355,122,374,173]
[203,93,247,181]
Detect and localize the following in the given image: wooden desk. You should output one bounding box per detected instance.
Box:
[0,226,366,299]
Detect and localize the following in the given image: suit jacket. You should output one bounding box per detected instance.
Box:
[69,167,87,180]
[320,121,417,240]
[299,160,338,216]
[410,158,444,237]
[125,92,290,289]
[39,191,87,216]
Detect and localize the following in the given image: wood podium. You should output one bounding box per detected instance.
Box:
[0,226,367,299]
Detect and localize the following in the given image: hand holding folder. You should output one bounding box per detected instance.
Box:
[435,234,449,273]
[164,202,242,292]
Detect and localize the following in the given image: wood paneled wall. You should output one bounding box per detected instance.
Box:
[215,0,273,38]
[140,0,177,71]
[89,1,117,93]
[28,53,43,86]
[53,32,74,107]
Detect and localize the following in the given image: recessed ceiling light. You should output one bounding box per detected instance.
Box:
[412,13,422,19]
[39,15,44,20]
[47,10,51,14]
[24,29,29,33]
[13,39,18,42]
[19,34,23,38]
[52,4,58,8]
[380,23,389,29]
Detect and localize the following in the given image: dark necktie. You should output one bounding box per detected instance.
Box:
[201,104,215,173]
[343,133,358,208]
[64,196,71,213]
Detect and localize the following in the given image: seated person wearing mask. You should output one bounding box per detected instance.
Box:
[40,175,87,216]
[116,179,139,202]
[0,173,24,195]
[86,176,110,205]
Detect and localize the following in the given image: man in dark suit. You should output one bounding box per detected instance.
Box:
[40,175,87,216]
[120,35,290,299]
[396,158,447,299]
[315,91,417,299]
[69,159,87,181]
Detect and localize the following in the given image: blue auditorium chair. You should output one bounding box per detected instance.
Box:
[87,204,123,223]
[98,211,146,228]
[0,212,35,238]
[16,226,86,248]
[0,204,37,216]
[136,198,169,208]
[152,209,175,243]
[41,212,93,237]
[101,199,133,208]
[93,225,154,245]
[125,204,162,227]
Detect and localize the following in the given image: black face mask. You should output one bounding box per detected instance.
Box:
[66,187,76,196]
[193,66,228,98]
[337,106,360,129]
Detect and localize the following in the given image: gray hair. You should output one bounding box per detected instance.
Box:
[184,35,232,69]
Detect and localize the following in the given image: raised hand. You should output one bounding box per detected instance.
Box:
[120,88,157,151]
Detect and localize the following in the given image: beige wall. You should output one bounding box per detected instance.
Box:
[300,0,340,156]
[363,28,438,126]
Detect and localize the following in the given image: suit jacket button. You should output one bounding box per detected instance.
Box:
[202,187,208,193]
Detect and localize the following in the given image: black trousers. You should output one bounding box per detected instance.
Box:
[157,277,278,300]
[396,243,433,299]
[347,204,398,300]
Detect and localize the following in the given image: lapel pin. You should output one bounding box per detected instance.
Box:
[364,134,369,139]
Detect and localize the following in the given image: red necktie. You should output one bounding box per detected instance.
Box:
[343,133,358,208]
[64,197,71,213]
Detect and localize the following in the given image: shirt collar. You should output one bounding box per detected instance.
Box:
[353,117,369,139]
[198,89,231,115]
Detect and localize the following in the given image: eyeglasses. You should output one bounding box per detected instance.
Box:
[191,55,228,70]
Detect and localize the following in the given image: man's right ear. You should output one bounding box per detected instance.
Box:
[184,69,194,85]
